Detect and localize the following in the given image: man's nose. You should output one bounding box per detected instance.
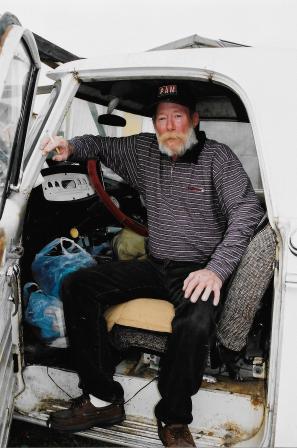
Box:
[166,116,175,131]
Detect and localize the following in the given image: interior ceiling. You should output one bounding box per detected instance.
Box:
[76,79,249,122]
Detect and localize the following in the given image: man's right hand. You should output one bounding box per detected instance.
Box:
[40,135,73,162]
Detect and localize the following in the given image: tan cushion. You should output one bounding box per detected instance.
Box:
[104,298,174,333]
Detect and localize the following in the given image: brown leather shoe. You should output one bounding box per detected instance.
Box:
[157,420,196,447]
[48,394,125,432]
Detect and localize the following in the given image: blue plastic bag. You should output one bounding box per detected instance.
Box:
[32,237,96,297]
[24,283,65,340]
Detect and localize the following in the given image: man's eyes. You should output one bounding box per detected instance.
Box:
[157,114,183,121]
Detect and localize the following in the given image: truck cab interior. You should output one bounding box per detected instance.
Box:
[18,77,276,446]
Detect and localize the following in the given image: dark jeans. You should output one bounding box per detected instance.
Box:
[61,257,216,425]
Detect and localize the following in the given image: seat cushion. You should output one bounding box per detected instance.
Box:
[104,298,174,333]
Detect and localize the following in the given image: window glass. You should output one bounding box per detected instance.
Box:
[200,121,263,191]
[59,98,107,140]
[0,43,31,192]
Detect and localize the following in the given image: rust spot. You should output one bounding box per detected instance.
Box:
[251,394,264,407]
[0,229,6,266]
[223,421,246,445]
[0,25,12,53]
[222,419,265,446]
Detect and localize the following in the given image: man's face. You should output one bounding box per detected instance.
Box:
[154,102,199,157]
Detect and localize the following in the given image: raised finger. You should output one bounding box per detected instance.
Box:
[40,136,50,149]
[41,141,57,155]
[40,138,52,154]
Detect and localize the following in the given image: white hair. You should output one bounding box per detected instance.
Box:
[157,126,198,157]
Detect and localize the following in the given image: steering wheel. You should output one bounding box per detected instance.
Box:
[87,159,148,237]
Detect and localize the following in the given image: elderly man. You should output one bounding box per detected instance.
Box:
[41,83,263,447]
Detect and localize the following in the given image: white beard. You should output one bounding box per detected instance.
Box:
[157,127,198,158]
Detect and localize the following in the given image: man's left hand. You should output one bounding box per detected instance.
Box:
[183,269,223,306]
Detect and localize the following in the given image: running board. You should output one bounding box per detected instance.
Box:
[81,419,224,447]
[14,413,224,447]
[14,365,265,446]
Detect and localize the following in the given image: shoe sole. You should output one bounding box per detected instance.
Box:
[48,413,126,433]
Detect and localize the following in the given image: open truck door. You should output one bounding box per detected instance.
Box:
[0,12,40,446]
[0,22,294,446]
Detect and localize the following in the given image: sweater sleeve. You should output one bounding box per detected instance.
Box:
[68,134,141,191]
[206,145,264,283]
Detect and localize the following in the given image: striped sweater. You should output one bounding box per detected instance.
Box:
[69,132,264,283]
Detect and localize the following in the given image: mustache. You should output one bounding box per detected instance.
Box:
[158,132,188,143]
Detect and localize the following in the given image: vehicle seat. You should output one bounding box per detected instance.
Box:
[104,223,276,355]
[105,298,173,354]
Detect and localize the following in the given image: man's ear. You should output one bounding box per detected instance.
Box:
[192,111,199,128]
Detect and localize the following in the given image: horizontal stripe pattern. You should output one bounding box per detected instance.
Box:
[69,133,264,282]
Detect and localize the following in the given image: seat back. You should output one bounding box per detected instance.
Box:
[217,223,276,351]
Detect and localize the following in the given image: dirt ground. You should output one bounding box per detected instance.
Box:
[8,419,114,447]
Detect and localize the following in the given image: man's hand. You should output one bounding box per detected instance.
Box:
[183,269,223,306]
[40,135,73,162]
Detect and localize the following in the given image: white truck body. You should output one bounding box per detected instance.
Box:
[0,12,296,448]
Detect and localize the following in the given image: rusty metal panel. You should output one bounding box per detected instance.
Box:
[15,364,265,446]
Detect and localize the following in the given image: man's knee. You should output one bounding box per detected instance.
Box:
[173,299,215,340]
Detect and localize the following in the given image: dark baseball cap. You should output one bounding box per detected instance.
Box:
[149,82,196,116]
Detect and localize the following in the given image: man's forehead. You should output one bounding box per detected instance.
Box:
[155,102,190,114]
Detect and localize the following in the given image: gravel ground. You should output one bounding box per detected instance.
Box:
[8,420,114,447]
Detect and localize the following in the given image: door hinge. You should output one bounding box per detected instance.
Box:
[7,263,21,316]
